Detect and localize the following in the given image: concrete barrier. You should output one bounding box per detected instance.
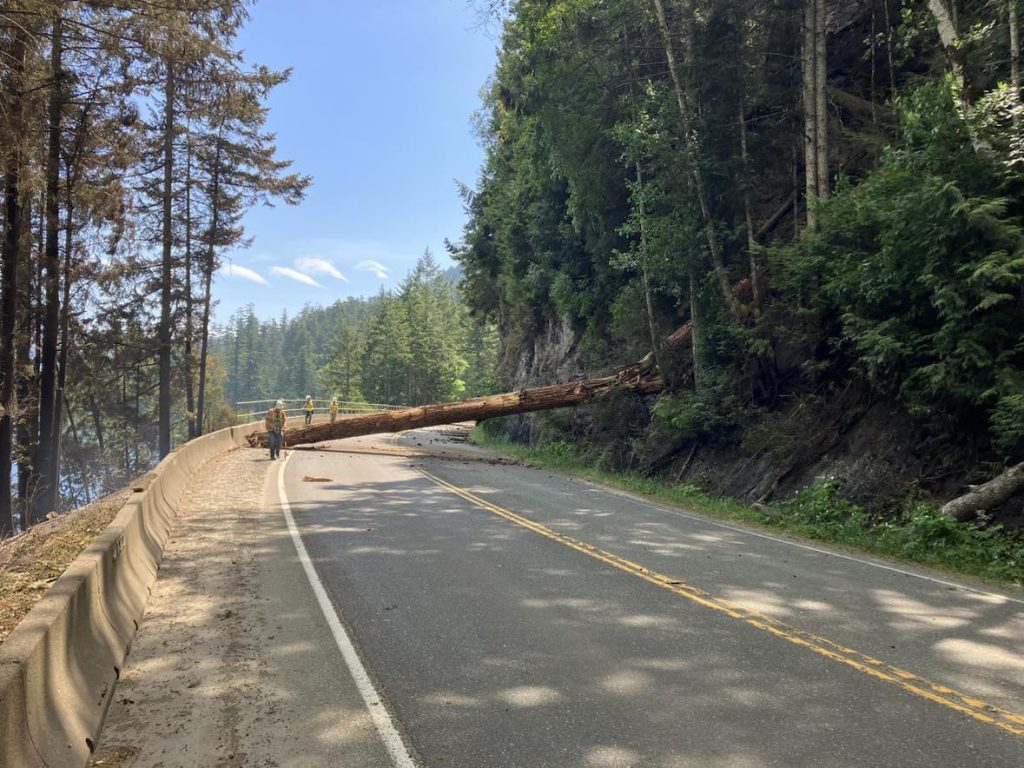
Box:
[0,422,261,768]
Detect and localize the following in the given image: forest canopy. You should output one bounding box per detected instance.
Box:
[453,0,1024,514]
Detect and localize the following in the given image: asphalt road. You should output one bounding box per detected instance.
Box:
[280,427,1024,768]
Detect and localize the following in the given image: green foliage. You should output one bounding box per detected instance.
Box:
[782,84,1024,451]
[991,394,1024,455]
[782,483,1024,584]
[651,370,746,443]
[215,257,499,408]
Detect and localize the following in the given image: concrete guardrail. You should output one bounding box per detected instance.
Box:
[0,421,260,768]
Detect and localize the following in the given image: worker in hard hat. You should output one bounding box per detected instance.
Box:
[329,397,339,422]
[265,399,287,460]
[304,394,315,425]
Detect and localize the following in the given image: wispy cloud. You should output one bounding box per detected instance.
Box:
[356,260,390,280]
[219,264,269,286]
[271,266,323,288]
[295,256,350,283]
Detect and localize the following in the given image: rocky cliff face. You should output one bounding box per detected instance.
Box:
[497,315,582,441]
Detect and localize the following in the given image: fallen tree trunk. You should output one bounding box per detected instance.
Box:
[249,362,667,449]
[939,462,1024,522]
[247,279,750,450]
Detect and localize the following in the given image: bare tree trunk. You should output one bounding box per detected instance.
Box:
[196,141,223,438]
[184,127,196,439]
[651,0,740,320]
[0,28,27,536]
[35,14,65,523]
[52,108,89,509]
[927,0,971,108]
[870,3,877,124]
[1011,0,1021,130]
[158,63,175,458]
[739,100,765,316]
[16,201,37,524]
[52,199,74,514]
[635,162,663,377]
[689,267,704,392]
[884,0,897,97]
[196,259,214,437]
[815,0,829,200]
[803,0,819,231]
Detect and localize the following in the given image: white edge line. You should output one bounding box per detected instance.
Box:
[277,451,418,768]
[584,481,1024,606]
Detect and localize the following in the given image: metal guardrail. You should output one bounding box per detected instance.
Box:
[234,398,406,424]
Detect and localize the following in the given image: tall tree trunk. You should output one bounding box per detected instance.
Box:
[196,259,214,437]
[815,0,829,200]
[689,267,704,392]
[16,201,37,523]
[51,107,88,510]
[35,14,65,523]
[52,180,76,513]
[158,63,175,458]
[870,3,877,124]
[635,162,663,378]
[196,142,223,438]
[739,100,766,316]
[184,128,196,440]
[803,0,819,230]
[1011,0,1021,130]
[927,0,971,108]
[652,0,740,321]
[0,28,27,536]
[884,0,897,97]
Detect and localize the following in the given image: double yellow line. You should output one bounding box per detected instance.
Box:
[418,468,1024,737]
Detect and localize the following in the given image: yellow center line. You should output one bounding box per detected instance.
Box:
[417,468,1024,737]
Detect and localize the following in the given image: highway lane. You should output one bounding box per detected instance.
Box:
[280,428,1024,767]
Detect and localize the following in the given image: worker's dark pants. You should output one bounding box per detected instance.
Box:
[269,430,283,459]
[305,411,313,425]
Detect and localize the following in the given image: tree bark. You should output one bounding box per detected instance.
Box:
[1011,0,1021,130]
[196,140,223,438]
[635,162,663,378]
[184,126,196,439]
[16,199,37,525]
[158,62,176,458]
[803,0,819,231]
[0,27,27,537]
[739,100,766,316]
[939,462,1024,521]
[815,0,829,199]
[688,267,704,392]
[52,108,90,506]
[926,0,971,108]
[35,14,65,523]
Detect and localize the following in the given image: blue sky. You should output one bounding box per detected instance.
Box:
[213,1,499,324]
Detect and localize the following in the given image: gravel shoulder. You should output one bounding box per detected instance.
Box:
[92,446,395,768]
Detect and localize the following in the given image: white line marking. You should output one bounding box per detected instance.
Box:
[576,480,1024,606]
[277,451,417,767]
